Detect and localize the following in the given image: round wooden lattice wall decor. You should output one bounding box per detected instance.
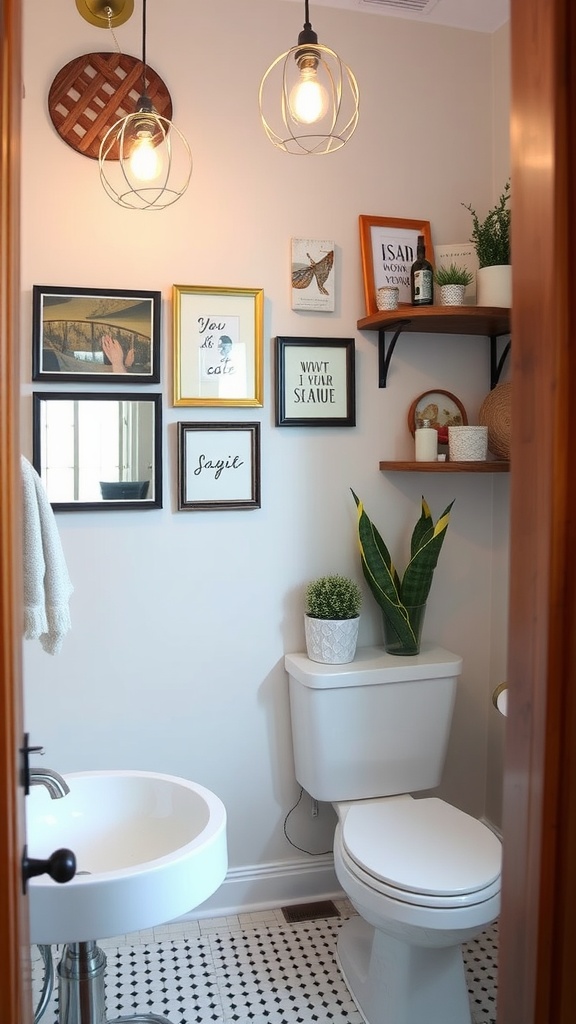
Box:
[48,52,173,161]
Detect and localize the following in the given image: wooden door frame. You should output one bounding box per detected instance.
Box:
[1,0,576,1020]
[0,0,31,1019]
[498,0,576,1021]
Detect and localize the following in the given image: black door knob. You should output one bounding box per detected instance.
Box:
[22,845,76,893]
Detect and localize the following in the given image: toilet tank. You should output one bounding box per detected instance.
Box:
[285,645,462,802]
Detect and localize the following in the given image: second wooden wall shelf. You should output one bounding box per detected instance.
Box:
[379,460,510,473]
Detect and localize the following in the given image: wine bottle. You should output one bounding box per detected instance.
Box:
[410,235,433,306]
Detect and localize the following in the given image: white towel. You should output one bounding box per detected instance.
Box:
[21,456,73,655]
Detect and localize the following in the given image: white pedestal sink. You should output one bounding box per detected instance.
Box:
[26,769,228,945]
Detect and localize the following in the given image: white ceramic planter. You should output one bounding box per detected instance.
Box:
[304,615,360,664]
[477,265,512,307]
[439,283,466,306]
[448,425,488,461]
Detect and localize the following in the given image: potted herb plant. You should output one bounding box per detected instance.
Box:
[351,491,453,655]
[462,180,511,307]
[433,263,474,306]
[304,574,362,664]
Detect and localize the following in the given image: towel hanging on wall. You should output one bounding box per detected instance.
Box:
[21,456,73,655]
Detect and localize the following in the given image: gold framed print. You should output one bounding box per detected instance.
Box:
[173,285,264,407]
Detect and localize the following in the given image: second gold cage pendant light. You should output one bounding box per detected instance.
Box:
[258,0,359,155]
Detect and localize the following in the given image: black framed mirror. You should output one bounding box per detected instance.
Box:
[32,392,162,511]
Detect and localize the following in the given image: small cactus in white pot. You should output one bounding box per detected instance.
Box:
[304,574,362,664]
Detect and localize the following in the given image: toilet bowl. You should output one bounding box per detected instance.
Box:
[333,796,500,1024]
[285,646,502,1024]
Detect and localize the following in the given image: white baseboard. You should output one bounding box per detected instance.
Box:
[178,854,344,921]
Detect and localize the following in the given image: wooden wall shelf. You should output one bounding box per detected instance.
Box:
[379,460,510,473]
[357,305,511,388]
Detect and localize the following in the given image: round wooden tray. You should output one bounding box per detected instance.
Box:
[48,52,173,160]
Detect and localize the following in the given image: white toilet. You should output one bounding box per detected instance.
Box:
[284,645,501,1024]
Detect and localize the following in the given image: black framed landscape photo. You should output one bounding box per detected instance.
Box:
[275,336,356,427]
[32,285,161,383]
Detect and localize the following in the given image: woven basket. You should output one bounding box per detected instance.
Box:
[478,382,511,459]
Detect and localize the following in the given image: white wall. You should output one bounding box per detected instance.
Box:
[21,0,510,915]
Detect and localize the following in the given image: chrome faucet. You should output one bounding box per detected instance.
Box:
[29,767,70,799]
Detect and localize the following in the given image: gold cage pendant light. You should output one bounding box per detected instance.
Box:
[98,0,192,210]
[259,0,359,156]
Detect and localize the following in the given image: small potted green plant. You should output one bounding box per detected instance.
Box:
[433,263,474,306]
[462,180,511,306]
[305,574,362,664]
[351,492,453,655]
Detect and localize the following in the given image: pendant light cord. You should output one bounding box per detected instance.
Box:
[141,0,149,96]
[105,5,121,54]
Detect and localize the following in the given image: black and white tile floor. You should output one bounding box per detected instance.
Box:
[31,900,498,1024]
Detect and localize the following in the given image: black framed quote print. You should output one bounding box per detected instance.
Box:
[275,337,356,427]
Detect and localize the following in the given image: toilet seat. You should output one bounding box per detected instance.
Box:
[340,796,501,909]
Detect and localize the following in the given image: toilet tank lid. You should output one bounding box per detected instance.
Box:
[285,645,462,689]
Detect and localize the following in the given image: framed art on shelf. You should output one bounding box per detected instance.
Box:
[275,336,356,427]
[177,422,261,510]
[173,285,264,407]
[32,285,161,383]
[359,215,434,315]
[407,390,467,441]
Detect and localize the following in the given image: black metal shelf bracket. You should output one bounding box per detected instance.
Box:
[490,334,511,389]
[377,321,411,387]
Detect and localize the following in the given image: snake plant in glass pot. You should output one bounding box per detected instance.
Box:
[351,491,454,655]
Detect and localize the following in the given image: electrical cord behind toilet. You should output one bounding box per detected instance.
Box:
[283,787,332,856]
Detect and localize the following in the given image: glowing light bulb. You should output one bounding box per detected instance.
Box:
[289,66,328,125]
[129,133,162,181]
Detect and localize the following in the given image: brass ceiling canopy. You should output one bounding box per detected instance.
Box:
[75,0,134,28]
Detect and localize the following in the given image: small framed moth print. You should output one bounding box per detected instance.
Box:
[275,336,356,427]
[291,238,335,312]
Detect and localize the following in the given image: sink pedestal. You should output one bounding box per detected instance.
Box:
[57,942,176,1024]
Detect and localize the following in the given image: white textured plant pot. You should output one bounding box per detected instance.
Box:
[477,265,512,307]
[440,284,466,306]
[304,615,360,664]
[448,425,488,461]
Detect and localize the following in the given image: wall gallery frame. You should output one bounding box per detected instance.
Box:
[291,238,335,312]
[178,422,261,511]
[275,336,356,427]
[33,392,163,512]
[359,216,434,315]
[32,285,161,383]
[173,285,264,407]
